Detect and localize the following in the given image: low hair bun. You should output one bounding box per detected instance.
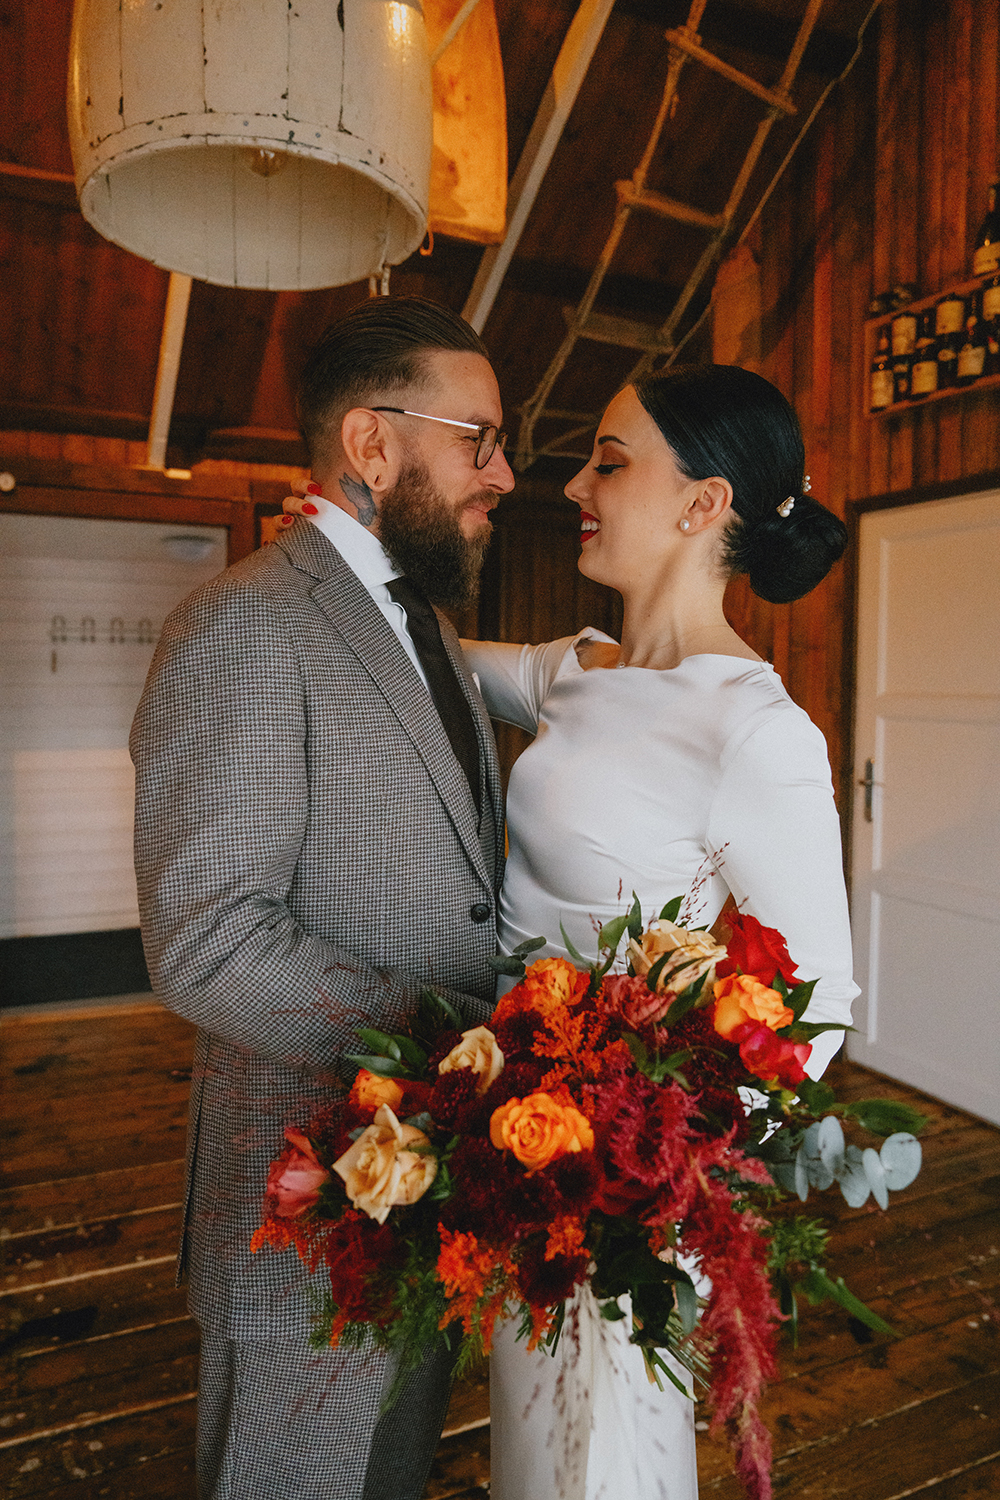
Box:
[734,496,849,604]
[633,365,849,604]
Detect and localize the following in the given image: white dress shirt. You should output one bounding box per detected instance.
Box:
[307,502,429,690]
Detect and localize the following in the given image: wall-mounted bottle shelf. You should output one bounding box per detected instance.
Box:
[866,273,1000,417]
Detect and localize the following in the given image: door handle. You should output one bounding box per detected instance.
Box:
[858,758,876,822]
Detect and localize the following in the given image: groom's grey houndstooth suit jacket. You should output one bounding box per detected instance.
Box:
[130,519,503,1481]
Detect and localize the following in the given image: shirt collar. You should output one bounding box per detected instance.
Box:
[307,501,400,591]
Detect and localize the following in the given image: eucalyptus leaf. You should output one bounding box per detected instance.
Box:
[486,954,529,977]
[794,1142,810,1202]
[817,1114,846,1175]
[801,1121,835,1189]
[862,1147,889,1209]
[659,896,684,923]
[626,892,644,941]
[512,935,547,958]
[835,1144,871,1208]
[760,1132,798,1193]
[879,1132,922,1190]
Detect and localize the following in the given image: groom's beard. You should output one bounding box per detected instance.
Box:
[378,459,493,610]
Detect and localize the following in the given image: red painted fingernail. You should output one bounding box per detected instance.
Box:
[279,514,294,525]
[306,481,322,494]
[301,502,319,515]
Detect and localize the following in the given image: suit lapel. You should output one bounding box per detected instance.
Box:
[276,523,500,885]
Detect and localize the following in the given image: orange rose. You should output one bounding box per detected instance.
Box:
[519,958,589,1017]
[349,1069,405,1118]
[490,1092,594,1173]
[712,973,794,1039]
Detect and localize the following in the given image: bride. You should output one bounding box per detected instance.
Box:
[285,362,858,1499]
[462,364,857,1500]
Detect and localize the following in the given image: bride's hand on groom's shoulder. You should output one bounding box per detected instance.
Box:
[277,480,336,528]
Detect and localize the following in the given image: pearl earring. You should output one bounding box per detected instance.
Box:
[679,518,690,531]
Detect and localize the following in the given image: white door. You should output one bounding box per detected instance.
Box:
[848,489,1000,1125]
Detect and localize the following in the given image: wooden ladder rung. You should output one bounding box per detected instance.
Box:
[614,180,726,230]
[565,306,675,353]
[664,28,797,115]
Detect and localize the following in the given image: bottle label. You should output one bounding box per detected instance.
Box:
[935,299,965,335]
[870,369,894,409]
[911,359,938,395]
[983,286,1000,318]
[891,315,917,355]
[957,344,985,378]
[974,244,1000,276]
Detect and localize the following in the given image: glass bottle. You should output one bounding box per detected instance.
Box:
[891,307,917,401]
[869,325,894,411]
[956,293,986,385]
[935,293,965,389]
[972,182,1000,277]
[982,271,1000,376]
[909,312,939,399]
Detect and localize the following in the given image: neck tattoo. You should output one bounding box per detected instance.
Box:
[340,473,377,528]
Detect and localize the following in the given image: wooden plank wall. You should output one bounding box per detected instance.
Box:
[715,0,1000,809]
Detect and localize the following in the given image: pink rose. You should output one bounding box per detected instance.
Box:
[733,1021,812,1089]
[266,1127,330,1219]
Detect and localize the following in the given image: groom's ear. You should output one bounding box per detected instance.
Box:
[340,408,397,495]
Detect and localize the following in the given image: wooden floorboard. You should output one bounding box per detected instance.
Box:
[2,1010,997,1499]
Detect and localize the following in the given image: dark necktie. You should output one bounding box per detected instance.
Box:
[387,577,481,814]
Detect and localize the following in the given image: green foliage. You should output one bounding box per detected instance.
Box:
[486,935,546,980]
[843,1098,928,1137]
[658,896,684,923]
[622,1032,693,1089]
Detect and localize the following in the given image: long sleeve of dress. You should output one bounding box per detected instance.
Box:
[462,631,617,731]
[708,708,859,1077]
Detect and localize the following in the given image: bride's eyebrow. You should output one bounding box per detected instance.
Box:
[596,433,627,446]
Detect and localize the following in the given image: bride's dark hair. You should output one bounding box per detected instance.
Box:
[633,365,848,604]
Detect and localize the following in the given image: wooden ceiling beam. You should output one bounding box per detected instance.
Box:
[461,0,617,333]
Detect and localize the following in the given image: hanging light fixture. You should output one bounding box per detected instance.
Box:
[66,0,433,291]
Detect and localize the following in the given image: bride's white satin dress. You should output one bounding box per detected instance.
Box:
[461,631,859,1500]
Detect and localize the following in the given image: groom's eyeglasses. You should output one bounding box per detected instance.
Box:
[370,407,507,470]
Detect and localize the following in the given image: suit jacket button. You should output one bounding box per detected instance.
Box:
[469,902,491,923]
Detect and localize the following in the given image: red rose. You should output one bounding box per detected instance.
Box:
[266,1127,330,1218]
[716,911,799,987]
[733,1021,812,1089]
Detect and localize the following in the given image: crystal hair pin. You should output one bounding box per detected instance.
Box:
[776,496,795,517]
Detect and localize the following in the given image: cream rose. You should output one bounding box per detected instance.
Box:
[627,918,726,994]
[437,1026,505,1093]
[333,1105,437,1224]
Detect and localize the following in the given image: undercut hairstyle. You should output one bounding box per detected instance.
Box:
[297,296,489,468]
[634,365,848,604]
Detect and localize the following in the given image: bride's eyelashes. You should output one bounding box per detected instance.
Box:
[595,463,623,475]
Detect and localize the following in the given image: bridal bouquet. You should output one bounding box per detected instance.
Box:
[253,900,924,1500]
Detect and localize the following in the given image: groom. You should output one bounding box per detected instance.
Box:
[130,298,514,1499]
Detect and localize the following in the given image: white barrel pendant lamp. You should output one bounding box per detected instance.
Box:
[66,0,433,291]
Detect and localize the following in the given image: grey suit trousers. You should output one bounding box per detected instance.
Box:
[196,1326,457,1500]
